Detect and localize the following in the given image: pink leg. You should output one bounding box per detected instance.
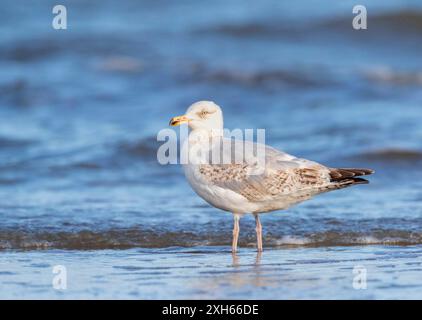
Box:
[232,214,240,253]
[254,214,263,252]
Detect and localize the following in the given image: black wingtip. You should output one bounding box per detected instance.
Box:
[330,168,374,182]
[350,177,369,184]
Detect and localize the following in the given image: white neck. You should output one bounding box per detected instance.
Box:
[189,127,223,140]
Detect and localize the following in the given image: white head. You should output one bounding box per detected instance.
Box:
[170,101,223,132]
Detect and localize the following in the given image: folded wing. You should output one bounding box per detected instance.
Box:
[197,138,330,201]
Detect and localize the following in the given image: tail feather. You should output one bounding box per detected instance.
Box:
[329,168,374,182]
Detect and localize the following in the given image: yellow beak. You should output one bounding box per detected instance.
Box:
[169,115,189,126]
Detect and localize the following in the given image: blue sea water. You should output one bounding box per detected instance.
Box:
[0,0,421,299]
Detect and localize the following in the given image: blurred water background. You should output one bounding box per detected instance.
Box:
[0,0,421,299]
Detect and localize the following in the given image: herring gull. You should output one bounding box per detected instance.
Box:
[169,101,374,252]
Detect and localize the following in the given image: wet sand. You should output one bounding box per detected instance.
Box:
[1,245,421,299]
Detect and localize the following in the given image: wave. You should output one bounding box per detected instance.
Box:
[0,137,157,170]
[187,64,333,88]
[364,67,422,86]
[116,137,159,160]
[320,10,422,32]
[353,148,422,162]
[0,135,35,148]
[204,10,422,39]
[368,10,422,31]
[0,34,146,63]
[202,22,293,38]
[1,227,421,251]
[96,56,144,73]
[0,79,43,108]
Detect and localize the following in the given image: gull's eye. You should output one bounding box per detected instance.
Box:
[197,110,209,119]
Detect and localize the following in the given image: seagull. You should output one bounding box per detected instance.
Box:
[170,101,374,252]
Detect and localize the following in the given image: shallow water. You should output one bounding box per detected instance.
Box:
[1,246,422,299]
[0,0,422,299]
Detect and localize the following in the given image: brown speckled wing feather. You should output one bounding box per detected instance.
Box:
[198,163,331,202]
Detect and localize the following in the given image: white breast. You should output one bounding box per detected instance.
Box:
[181,134,258,213]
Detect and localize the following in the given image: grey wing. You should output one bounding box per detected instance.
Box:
[197,137,332,202]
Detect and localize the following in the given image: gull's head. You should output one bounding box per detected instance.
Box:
[170,101,223,132]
